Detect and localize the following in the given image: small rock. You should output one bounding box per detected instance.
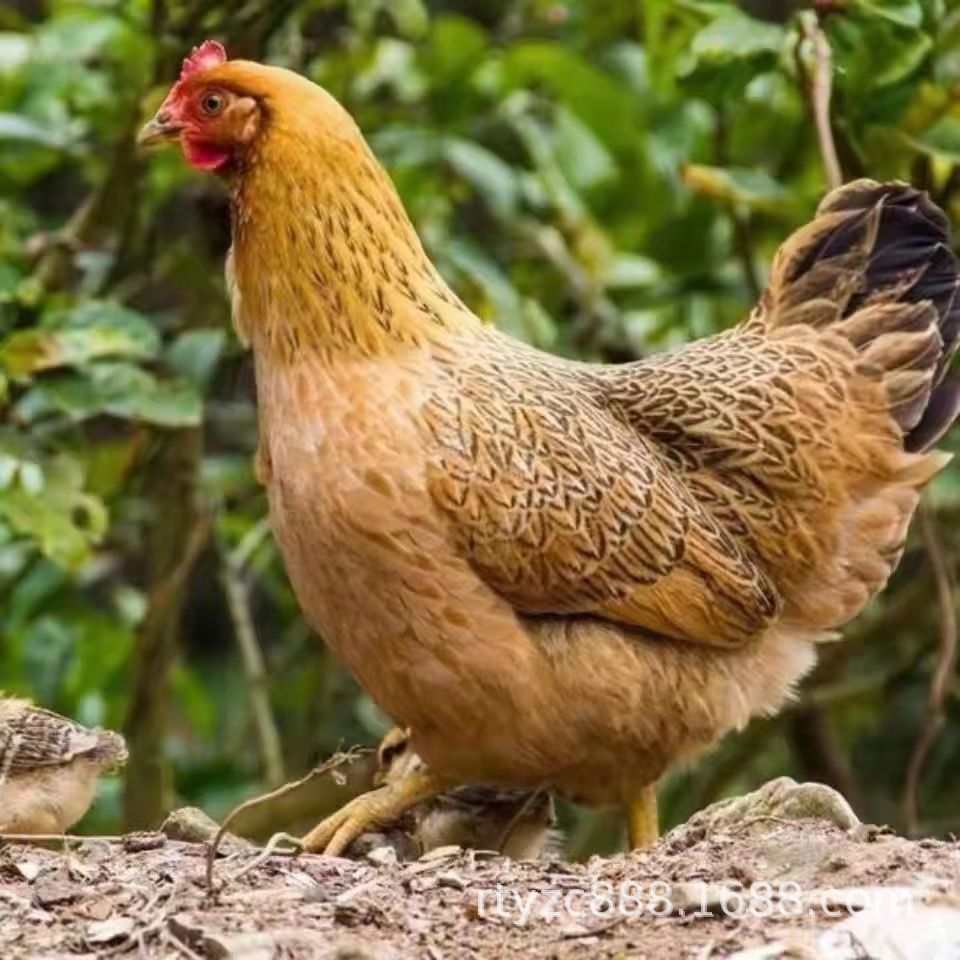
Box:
[122,831,165,853]
[365,846,398,868]
[435,872,466,891]
[15,861,41,882]
[850,823,895,843]
[86,916,135,945]
[405,914,432,935]
[33,881,80,908]
[420,845,462,862]
[406,875,438,894]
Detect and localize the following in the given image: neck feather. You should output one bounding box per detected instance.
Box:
[228,120,480,363]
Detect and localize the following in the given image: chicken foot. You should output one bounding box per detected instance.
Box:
[300,765,450,856]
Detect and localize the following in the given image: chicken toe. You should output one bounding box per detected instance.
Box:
[301,766,450,856]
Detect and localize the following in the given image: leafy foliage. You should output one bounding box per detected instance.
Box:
[0,0,958,847]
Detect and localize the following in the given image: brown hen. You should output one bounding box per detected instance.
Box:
[141,45,959,853]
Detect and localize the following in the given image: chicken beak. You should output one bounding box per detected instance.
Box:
[137,111,183,148]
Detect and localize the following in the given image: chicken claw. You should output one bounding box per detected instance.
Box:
[301,766,450,856]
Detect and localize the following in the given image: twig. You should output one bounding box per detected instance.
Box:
[123,504,210,829]
[937,164,960,209]
[715,108,760,301]
[494,784,551,854]
[225,832,303,886]
[219,529,285,788]
[513,219,624,356]
[731,214,761,301]
[900,507,958,835]
[0,833,125,844]
[555,914,625,941]
[231,516,272,571]
[205,748,365,892]
[163,928,206,960]
[800,12,843,190]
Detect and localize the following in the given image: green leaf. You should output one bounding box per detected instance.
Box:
[828,14,932,95]
[386,0,429,38]
[26,362,202,428]
[167,328,226,390]
[353,39,425,104]
[443,139,521,217]
[485,42,639,152]
[424,16,488,87]
[0,302,159,378]
[552,107,617,192]
[0,33,32,73]
[0,113,71,149]
[604,254,663,290]
[682,163,789,213]
[848,0,924,27]
[908,116,960,163]
[0,261,22,302]
[376,127,521,218]
[679,11,785,101]
[446,237,521,320]
[0,451,106,569]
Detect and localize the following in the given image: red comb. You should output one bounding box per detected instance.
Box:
[179,40,227,82]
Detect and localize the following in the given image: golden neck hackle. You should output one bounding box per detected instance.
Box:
[227,102,480,365]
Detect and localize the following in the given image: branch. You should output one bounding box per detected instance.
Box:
[799,12,843,190]
[122,435,208,831]
[899,507,958,835]
[714,108,761,301]
[205,748,369,892]
[219,522,285,789]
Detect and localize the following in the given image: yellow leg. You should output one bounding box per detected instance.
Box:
[301,766,449,856]
[626,784,659,849]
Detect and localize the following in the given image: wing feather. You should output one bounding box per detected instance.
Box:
[425,343,781,648]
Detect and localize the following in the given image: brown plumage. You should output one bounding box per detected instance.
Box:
[142,46,959,853]
[0,696,127,834]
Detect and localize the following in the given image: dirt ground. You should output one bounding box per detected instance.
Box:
[2,787,959,960]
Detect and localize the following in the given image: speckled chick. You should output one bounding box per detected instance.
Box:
[374,727,563,860]
[0,696,127,835]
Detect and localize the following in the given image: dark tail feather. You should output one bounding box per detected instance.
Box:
[769,180,960,452]
[907,376,960,452]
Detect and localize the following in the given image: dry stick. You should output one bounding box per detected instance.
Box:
[493,785,550,854]
[123,508,210,829]
[219,522,285,788]
[801,13,843,190]
[224,831,304,886]
[900,507,958,835]
[0,833,125,844]
[205,749,365,893]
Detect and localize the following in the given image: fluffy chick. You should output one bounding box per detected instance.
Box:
[0,696,127,835]
[371,728,562,860]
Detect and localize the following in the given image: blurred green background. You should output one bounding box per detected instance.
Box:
[0,0,958,856]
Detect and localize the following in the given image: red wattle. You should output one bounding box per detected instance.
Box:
[182,137,231,171]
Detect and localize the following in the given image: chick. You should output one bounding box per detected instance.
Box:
[370,728,563,860]
[0,696,127,835]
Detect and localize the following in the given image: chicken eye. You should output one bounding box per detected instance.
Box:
[201,92,225,115]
